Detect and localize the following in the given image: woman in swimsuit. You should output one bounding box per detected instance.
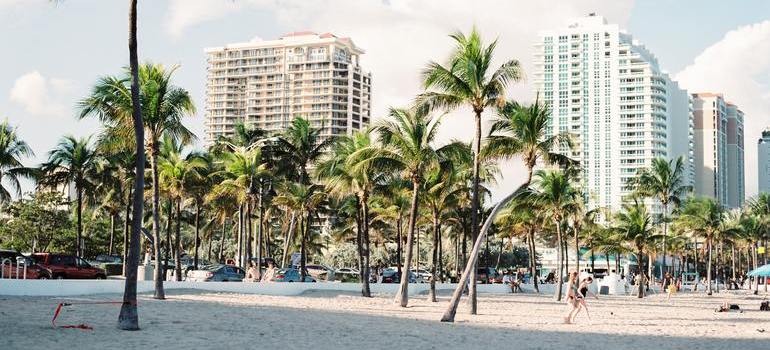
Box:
[574,276,598,322]
[564,271,581,324]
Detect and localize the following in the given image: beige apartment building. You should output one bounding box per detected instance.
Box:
[204,32,372,144]
[692,93,745,208]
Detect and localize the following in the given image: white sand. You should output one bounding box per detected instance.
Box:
[2,288,770,349]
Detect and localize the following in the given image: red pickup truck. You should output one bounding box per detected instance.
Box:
[30,253,106,279]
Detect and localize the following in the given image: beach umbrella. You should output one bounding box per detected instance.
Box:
[747,264,770,277]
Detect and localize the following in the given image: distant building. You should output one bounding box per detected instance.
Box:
[204,32,372,144]
[759,129,770,194]
[691,93,745,208]
[533,14,694,214]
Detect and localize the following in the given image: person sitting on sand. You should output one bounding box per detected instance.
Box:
[261,260,276,283]
[564,271,582,324]
[244,261,260,282]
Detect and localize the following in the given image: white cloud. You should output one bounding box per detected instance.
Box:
[676,20,770,198]
[165,0,635,199]
[165,0,245,38]
[9,71,73,117]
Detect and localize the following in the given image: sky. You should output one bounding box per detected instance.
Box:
[1,0,769,201]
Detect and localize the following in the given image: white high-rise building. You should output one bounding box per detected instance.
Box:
[204,32,372,144]
[757,129,770,194]
[533,14,694,214]
[725,103,745,207]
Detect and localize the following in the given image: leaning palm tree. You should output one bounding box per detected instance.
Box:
[526,170,580,301]
[611,198,655,298]
[39,136,99,257]
[419,27,523,315]
[352,107,452,307]
[629,156,691,278]
[80,63,195,300]
[0,120,34,205]
[273,182,326,282]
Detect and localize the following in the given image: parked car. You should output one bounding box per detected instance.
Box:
[0,250,51,279]
[186,264,245,282]
[30,253,106,279]
[273,267,316,282]
[92,254,123,264]
[476,267,498,284]
[380,267,417,283]
[335,267,360,282]
[410,268,432,283]
[305,264,335,281]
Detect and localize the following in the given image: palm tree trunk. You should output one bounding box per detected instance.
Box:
[246,200,253,263]
[164,200,171,280]
[76,187,83,257]
[218,221,226,263]
[468,110,482,315]
[605,253,611,273]
[574,226,580,273]
[661,202,668,279]
[637,251,644,298]
[590,249,595,277]
[122,187,131,277]
[118,0,144,329]
[109,214,116,256]
[707,238,713,295]
[528,229,539,293]
[282,212,296,268]
[237,204,243,268]
[361,194,371,297]
[256,193,263,278]
[438,228,444,282]
[555,219,564,301]
[355,203,365,287]
[150,147,165,299]
[174,199,182,282]
[396,214,402,277]
[299,212,308,282]
[396,179,420,307]
[194,201,200,270]
[429,212,439,302]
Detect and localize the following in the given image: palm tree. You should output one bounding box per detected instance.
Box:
[630,156,691,278]
[80,63,195,300]
[611,198,655,298]
[353,108,449,307]
[677,197,725,295]
[0,121,34,205]
[526,170,579,301]
[495,196,543,292]
[158,139,206,280]
[748,193,770,292]
[317,130,382,297]
[419,28,523,315]
[39,136,99,257]
[273,182,326,281]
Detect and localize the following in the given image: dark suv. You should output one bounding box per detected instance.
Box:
[0,249,51,279]
[30,253,106,279]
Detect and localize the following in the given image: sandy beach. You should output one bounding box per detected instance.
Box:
[2,288,770,349]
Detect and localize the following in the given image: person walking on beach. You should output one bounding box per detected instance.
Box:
[244,261,259,282]
[661,272,675,301]
[564,272,582,324]
[261,260,276,282]
[573,276,598,322]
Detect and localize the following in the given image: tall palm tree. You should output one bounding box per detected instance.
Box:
[0,120,34,205]
[119,0,145,329]
[495,196,543,292]
[353,108,450,307]
[677,197,725,295]
[630,156,691,278]
[526,170,579,301]
[419,28,523,315]
[39,136,99,257]
[80,63,195,300]
[611,198,655,298]
[748,193,770,292]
